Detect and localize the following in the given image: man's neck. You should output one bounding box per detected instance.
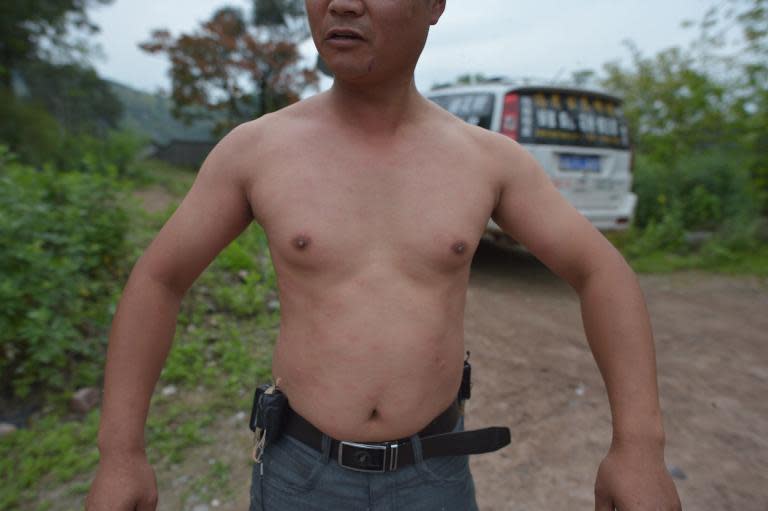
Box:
[327,74,425,136]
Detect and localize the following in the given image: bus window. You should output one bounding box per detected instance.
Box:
[429,93,495,129]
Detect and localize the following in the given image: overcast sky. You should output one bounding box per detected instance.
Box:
[89,0,710,95]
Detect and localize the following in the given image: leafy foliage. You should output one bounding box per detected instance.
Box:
[590,0,768,273]
[603,0,767,218]
[140,5,318,135]
[602,44,732,165]
[253,0,307,30]
[0,159,277,509]
[59,128,152,181]
[1,0,126,171]
[16,59,124,137]
[630,150,757,231]
[0,0,114,86]
[0,88,66,167]
[0,148,130,399]
[0,86,149,178]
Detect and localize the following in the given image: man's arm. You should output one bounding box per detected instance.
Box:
[87,122,257,510]
[489,136,681,510]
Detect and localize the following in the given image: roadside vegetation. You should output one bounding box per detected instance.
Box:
[591,1,768,275]
[1,0,304,507]
[0,157,279,509]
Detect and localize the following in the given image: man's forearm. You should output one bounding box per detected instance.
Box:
[577,253,665,444]
[97,267,183,455]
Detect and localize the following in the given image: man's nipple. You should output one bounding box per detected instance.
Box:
[451,241,467,255]
[292,234,311,250]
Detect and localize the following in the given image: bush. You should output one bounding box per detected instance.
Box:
[632,148,757,231]
[625,207,686,257]
[0,148,130,399]
[0,89,150,180]
[59,129,152,182]
[0,89,65,167]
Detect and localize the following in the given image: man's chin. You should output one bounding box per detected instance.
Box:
[323,57,378,82]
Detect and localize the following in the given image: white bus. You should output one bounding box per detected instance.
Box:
[426,82,637,243]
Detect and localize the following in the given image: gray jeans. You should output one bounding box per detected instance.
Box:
[249,412,479,510]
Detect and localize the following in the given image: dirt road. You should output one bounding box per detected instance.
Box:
[463,241,768,510]
[164,241,767,511]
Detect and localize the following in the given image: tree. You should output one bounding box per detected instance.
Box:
[140,4,317,136]
[0,0,124,164]
[601,42,730,165]
[0,88,65,166]
[571,69,597,88]
[724,0,767,210]
[18,59,123,136]
[250,0,314,119]
[252,0,308,39]
[0,0,114,87]
[597,0,768,212]
[568,0,768,232]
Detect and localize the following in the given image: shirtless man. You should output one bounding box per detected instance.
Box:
[86,0,682,509]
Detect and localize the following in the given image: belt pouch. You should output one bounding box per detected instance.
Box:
[249,383,288,445]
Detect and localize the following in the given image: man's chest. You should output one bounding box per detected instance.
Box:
[246,141,498,274]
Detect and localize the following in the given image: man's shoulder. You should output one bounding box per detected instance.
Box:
[228,94,325,145]
[211,98,316,162]
[259,93,328,125]
[422,102,526,168]
[227,106,301,140]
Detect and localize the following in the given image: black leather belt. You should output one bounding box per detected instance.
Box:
[283,399,511,473]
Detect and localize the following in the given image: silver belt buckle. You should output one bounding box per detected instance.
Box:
[337,441,399,472]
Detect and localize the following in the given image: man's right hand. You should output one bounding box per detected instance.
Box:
[85,452,158,511]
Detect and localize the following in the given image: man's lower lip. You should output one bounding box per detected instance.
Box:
[326,38,364,48]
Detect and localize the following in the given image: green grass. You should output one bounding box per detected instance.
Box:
[625,245,768,275]
[1,161,278,510]
[181,458,234,508]
[607,230,768,277]
[132,157,197,196]
[0,411,100,509]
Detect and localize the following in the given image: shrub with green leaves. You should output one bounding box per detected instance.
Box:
[0,88,65,168]
[632,149,757,232]
[0,147,130,399]
[0,89,150,180]
[59,128,152,182]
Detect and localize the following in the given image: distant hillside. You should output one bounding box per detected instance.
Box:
[108,81,218,145]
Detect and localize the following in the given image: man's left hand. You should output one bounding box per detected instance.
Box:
[594,441,682,511]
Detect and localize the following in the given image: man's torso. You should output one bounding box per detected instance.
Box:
[240,95,508,442]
